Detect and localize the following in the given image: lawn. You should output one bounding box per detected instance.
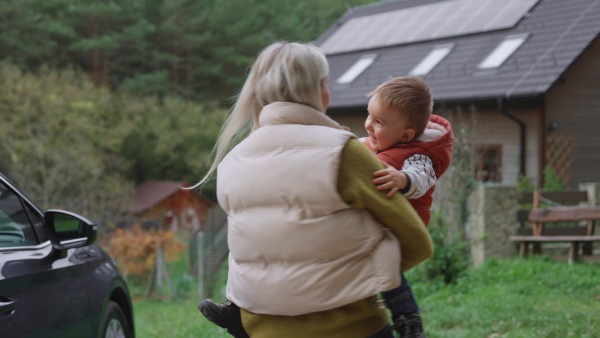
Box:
[132,256,600,337]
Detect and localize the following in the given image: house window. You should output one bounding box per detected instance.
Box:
[336,54,377,84]
[478,34,528,69]
[410,44,454,76]
[476,145,502,182]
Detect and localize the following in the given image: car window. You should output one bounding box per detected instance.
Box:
[0,181,39,247]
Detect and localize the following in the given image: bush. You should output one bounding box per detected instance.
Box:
[106,224,186,283]
[174,273,196,299]
[517,165,566,191]
[543,165,565,190]
[412,211,471,285]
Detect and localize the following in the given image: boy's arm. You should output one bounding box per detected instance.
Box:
[400,154,436,199]
[337,139,433,271]
[373,154,436,199]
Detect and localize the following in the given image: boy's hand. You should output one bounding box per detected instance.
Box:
[372,161,408,198]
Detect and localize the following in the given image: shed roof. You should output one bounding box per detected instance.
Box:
[317,0,600,108]
[131,181,188,214]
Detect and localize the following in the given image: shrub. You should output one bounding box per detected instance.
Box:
[518,175,536,191]
[106,224,186,283]
[413,211,471,284]
[543,165,565,190]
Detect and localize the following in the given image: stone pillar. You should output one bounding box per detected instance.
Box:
[578,183,600,206]
[468,184,519,267]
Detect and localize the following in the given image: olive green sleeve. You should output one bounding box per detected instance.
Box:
[337,138,433,271]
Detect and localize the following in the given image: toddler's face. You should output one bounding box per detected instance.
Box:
[364,95,412,152]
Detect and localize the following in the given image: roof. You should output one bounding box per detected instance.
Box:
[317,0,600,108]
[131,181,188,214]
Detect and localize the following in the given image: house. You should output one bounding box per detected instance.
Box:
[316,0,600,187]
[129,181,213,232]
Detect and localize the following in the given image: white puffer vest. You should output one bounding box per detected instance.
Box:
[217,102,401,316]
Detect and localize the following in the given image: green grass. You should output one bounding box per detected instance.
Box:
[131,252,229,337]
[133,298,228,337]
[132,256,600,337]
[412,256,600,337]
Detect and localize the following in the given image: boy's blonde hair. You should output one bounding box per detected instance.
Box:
[189,41,330,189]
[369,76,433,137]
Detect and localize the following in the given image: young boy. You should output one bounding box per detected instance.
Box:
[363,76,453,337]
[198,76,453,338]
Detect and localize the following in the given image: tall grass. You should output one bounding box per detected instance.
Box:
[133,256,600,337]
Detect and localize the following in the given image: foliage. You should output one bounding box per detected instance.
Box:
[133,257,600,337]
[518,165,566,191]
[412,211,471,284]
[428,106,478,284]
[133,254,229,336]
[117,95,226,187]
[134,297,230,337]
[0,63,133,223]
[433,106,479,231]
[410,257,600,337]
[107,225,186,281]
[174,273,196,299]
[0,0,382,205]
[0,63,226,223]
[518,174,536,191]
[0,0,380,101]
[542,165,565,191]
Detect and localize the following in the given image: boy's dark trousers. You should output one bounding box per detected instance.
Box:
[381,272,420,318]
[381,272,425,337]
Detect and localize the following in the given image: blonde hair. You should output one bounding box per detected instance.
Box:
[369,76,432,136]
[189,41,329,189]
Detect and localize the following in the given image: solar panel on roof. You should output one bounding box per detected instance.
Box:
[407,3,449,43]
[319,0,541,55]
[384,6,429,45]
[369,10,411,48]
[486,0,536,30]
[429,0,473,39]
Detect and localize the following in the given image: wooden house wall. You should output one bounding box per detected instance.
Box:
[435,106,541,186]
[545,37,600,188]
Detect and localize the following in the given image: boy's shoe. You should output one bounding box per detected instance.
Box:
[393,313,425,338]
[198,299,249,338]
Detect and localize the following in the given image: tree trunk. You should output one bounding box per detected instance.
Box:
[172,40,180,94]
[91,18,101,85]
[102,52,110,86]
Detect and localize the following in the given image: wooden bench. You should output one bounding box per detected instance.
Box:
[515,190,589,231]
[510,203,600,264]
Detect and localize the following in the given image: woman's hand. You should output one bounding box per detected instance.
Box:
[372,161,408,198]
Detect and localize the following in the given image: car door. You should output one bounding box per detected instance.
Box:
[0,178,93,337]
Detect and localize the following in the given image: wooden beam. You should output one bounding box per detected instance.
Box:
[509,235,600,241]
[529,206,600,222]
[518,190,588,204]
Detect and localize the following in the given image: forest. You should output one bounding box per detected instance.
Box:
[0,0,379,223]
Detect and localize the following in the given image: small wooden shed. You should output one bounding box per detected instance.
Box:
[130,181,213,232]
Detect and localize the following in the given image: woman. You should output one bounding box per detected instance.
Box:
[192,41,433,338]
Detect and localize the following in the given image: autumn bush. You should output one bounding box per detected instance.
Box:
[106,224,186,283]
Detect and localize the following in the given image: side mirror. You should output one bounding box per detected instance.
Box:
[44,210,97,250]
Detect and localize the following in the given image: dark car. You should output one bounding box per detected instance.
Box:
[0,172,134,337]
